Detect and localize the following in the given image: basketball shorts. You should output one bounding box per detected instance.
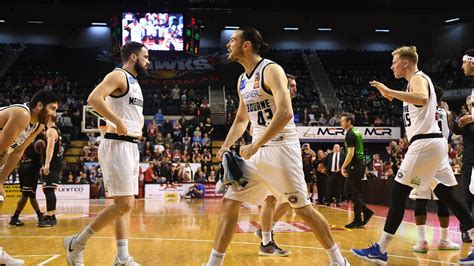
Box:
[18,162,41,193]
[98,138,139,197]
[396,137,457,191]
[224,143,311,208]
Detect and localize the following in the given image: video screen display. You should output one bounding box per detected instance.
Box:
[122,12,184,51]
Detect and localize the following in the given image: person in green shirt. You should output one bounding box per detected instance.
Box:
[340,112,374,228]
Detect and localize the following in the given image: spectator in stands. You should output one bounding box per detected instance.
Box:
[194,167,207,183]
[66,173,75,184]
[182,162,193,182]
[154,108,164,127]
[162,118,173,136]
[184,182,206,199]
[202,148,212,168]
[318,113,328,125]
[144,162,157,184]
[202,133,211,149]
[79,172,90,184]
[204,117,214,137]
[172,85,181,106]
[147,120,159,143]
[208,170,217,183]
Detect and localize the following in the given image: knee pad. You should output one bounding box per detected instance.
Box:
[414,199,428,216]
[437,201,450,218]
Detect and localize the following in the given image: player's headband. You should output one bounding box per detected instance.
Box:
[463,55,474,62]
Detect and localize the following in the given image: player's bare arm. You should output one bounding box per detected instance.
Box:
[0,125,45,183]
[370,75,429,106]
[41,127,58,176]
[87,71,129,136]
[0,108,30,155]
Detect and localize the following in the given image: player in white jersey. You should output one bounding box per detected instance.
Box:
[0,90,59,265]
[409,85,460,253]
[253,74,297,256]
[352,46,474,265]
[204,27,349,266]
[64,42,149,266]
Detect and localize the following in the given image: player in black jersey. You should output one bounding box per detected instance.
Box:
[39,115,62,227]
[9,133,46,226]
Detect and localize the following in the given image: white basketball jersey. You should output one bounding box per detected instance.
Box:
[403,71,441,141]
[105,68,144,135]
[0,103,40,154]
[436,107,450,140]
[239,59,298,146]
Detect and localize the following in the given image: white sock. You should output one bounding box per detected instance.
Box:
[75,225,95,246]
[378,231,394,253]
[262,231,272,245]
[271,221,277,230]
[207,248,225,266]
[116,239,129,261]
[440,227,449,241]
[325,244,344,265]
[417,225,426,242]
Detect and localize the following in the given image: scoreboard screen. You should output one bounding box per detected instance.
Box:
[184,17,201,56]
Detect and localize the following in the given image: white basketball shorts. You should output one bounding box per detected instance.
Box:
[224,143,311,208]
[98,138,139,197]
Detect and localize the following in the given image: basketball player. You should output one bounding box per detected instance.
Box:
[204,27,349,266]
[39,114,63,227]
[409,86,460,252]
[0,90,59,265]
[64,42,148,266]
[463,49,474,117]
[339,112,374,229]
[449,49,474,243]
[351,46,474,264]
[9,134,46,227]
[253,74,299,257]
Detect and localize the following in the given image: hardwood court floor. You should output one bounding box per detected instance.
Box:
[0,198,468,265]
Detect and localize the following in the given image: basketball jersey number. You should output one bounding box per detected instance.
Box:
[257,108,273,126]
[404,113,411,127]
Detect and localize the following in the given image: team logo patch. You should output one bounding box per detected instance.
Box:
[410,176,421,186]
[239,79,246,90]
[128,76,137,84]
[288,195,298,204]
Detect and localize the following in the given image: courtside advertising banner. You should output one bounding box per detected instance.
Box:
[297,126,401,142]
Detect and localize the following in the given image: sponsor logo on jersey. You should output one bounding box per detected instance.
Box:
[129,97,144,107]
[253,72,260,89]
[246,99,271,112]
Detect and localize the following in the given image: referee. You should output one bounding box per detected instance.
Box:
[340,112,374,228]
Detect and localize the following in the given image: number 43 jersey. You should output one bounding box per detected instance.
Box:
[239,58,299,146]
[402,70,441,142]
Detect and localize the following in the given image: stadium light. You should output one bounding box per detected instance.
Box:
[445,17,460,23]
[91,22,107,26]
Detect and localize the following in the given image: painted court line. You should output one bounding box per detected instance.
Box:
[1,235,457,264]
[323,205,463,234]
[38,254,60,265]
